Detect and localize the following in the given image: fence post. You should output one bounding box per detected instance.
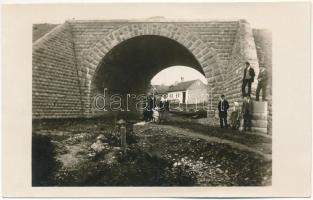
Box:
[117,119,127,153]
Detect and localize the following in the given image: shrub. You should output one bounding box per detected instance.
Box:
[32,134,60,186]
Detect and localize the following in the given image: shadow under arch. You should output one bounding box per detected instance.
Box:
[82,23,223,116]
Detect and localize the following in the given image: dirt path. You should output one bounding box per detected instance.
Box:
[135,122,272,161]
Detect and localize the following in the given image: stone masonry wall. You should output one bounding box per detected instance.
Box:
[69,21,239,71]
[32,22,83,118]
[224,20,259,105]
[67,20,239,111]
[33,23,58,42]
[68,21,239,117]
[253,29,272,134]
[206,20,260,125]
[33,20,270,126]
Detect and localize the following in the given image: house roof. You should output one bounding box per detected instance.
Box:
[168,79,201,92]
[150,85,170,94]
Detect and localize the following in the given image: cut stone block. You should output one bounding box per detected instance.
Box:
[251,127,268,134]
[251,119,268,128]
[252,113,267,120]
[252,101,268,113]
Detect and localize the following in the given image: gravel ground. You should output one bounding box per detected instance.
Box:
[135,123,271,186]
[32,118,271,186]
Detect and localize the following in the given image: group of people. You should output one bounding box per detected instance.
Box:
[143,94,170,123]
[242,61,268,101]
[218,61,268,131]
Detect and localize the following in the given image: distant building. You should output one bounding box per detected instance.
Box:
[167,79,207,104]
[149,84,170,95]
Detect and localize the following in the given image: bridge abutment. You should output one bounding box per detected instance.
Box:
[32,19,271,133]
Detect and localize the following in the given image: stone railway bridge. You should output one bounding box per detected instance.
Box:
[33,19,272,133]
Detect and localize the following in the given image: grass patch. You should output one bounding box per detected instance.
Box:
[164,120,272,154]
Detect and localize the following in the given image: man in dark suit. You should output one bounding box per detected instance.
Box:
[256,67,268,101]
[159,94,170,123]
[163,95,170,112]
[147,94,156,121]
[218,94,229,128]
[242,95,253,131]
[242,61,255,97]
[143,93,155,122]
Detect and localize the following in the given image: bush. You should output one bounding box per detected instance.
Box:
[53,143,197,186]
[32,134,60,186]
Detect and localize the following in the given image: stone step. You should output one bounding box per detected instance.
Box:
[252,100,268,113]
[252,113,267,120]
[251,127,268,134]
[241,101,268,134]
[251,119,268,128]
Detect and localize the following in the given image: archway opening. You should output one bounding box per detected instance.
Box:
[150,65,207,101]
[150,66,208,114]
[91,35,206,116]
[151,65,207,86]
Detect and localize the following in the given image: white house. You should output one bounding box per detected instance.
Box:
[167,79,207,104]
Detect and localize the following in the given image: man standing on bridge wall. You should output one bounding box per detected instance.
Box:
[241,61,255,97]
[256,66,268,101]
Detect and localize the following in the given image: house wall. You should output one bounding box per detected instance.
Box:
[186,80,208,104]
[186,88,208,104]
[167,87,208,104]
[167,91,184,103]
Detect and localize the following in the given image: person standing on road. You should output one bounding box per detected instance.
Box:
[163,94,170,122]
[147,94,156,121]
[242,95,253,131]
[230,102,241,130]
[143,93,155,122]
[242,61,255,97]
[256,66,268,101]
[159,94,170,123]
[218,94,229,128]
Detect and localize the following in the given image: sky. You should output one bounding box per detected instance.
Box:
[150,66,207,86]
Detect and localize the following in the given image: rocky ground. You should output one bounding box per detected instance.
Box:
[32,116,271,186]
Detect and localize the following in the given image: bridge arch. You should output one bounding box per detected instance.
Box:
[81,23,224,115]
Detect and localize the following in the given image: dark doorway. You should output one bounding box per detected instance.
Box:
[182,92,186,103]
